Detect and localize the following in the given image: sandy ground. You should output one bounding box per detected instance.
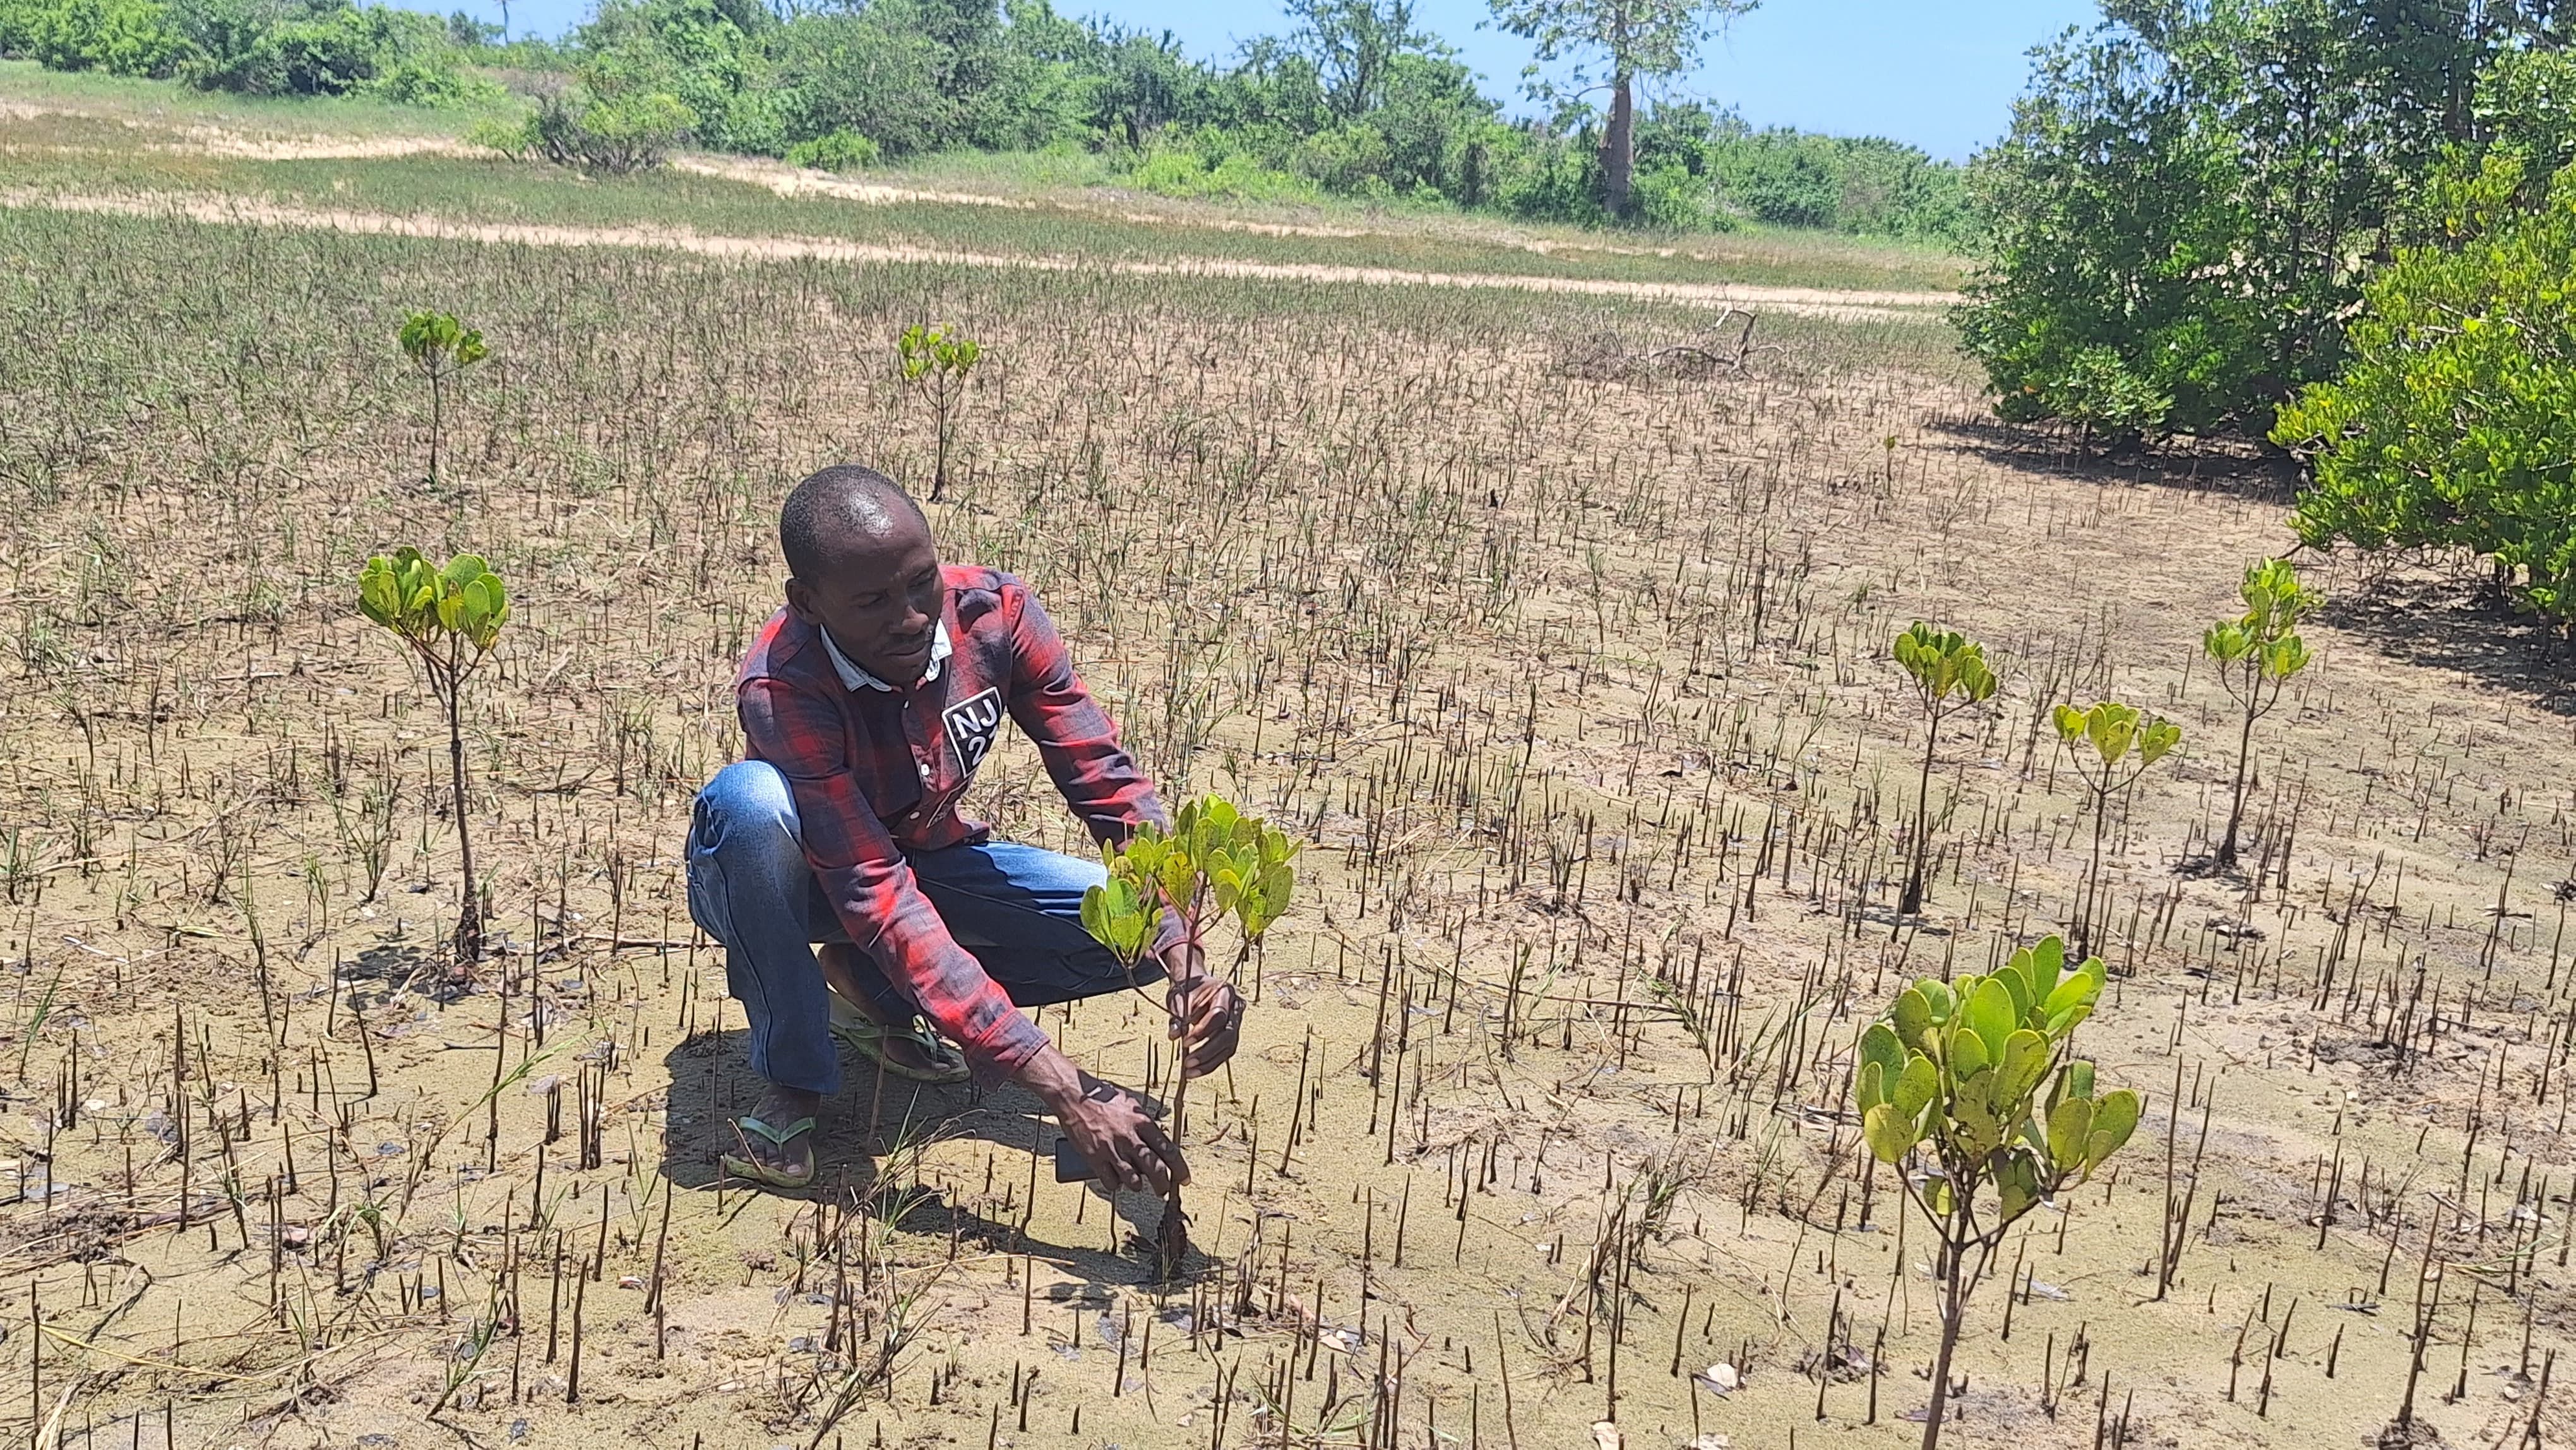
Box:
[0,143,2567,1450]
[166,126,482,161]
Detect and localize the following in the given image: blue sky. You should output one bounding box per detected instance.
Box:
[460,0,2104,162]
[1095,0,2102,160]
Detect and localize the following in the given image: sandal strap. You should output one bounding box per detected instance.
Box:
[734,1114,816,1147]
[895,1017,962,1057]
[841,1016,941,1048]
[837,1015,967,1061]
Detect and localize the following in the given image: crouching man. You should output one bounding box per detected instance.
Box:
[684,464,1241,1192]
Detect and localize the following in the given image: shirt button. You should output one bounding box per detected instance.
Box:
[917,761,930,779]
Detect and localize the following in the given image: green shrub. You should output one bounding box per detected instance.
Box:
[761,4,945,159]
[1630,104,1964,240]
[164,0,478,98]
[1832,135,1967,241]
[0,0,37,55]
[784,127,878,171]
[361,52,489,105]
[1955,28,2264,441]
[2275,153,2576,623]
[525,75,693,171]
[576,0,766,150]
[1959,2,2524,441]
[168,0,281,88]
[465,112,534,156]
[1631,162,1730,232]
[1128,140,1314,202]
[1710,127,1840,229]
[21,0,186,75]
[1493,127,1599,224]
[266,3,393,92]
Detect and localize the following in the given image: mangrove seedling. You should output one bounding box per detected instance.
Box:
[1080,794,1297,1278]
[357,548,511,970]
[398,311,490,490]
[2053,700,2181,959]
[1891,623,1998,918]
[897,325,982,502]
[2202,558,2314,866]
[1857,935,2141,1450]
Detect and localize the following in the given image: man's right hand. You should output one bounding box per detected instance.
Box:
[1020,1046,1188,1195]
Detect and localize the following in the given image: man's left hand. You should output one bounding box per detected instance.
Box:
[1163,945,1244,1078]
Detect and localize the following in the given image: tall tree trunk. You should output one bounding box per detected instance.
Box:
[1600,70,1635,218]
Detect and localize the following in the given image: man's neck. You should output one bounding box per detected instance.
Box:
[816,619,950,693]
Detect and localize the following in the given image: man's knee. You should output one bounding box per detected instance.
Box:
[694,760,801,857]
[688,762,808,947]
[690,762,809,907]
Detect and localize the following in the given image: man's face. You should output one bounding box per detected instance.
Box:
[785,512,944,685]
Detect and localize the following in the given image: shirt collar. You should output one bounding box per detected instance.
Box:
[820,619,951,693]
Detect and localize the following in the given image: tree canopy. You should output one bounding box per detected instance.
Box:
[1957,0,2568,441]
[1487,0,1756,217]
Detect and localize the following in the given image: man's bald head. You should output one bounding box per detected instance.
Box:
[779,465,947,685]
[780,465,927,583]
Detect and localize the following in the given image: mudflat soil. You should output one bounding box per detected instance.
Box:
[0,113,2571,1450]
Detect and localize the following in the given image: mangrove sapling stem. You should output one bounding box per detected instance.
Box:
[1078,796,1297,1279]
[2222,705,2258,866]
[1917,1231,1988,1449]
[1906,709,1941,918]
[2203,561,2314,868]
[1858,937,2142,1450]
[2053,703,2182,961]
[439,667,482,972]
[356,550,510,973]
[2082,776,2110,960]
[1890,625,1996,920]
[398,313,487,493]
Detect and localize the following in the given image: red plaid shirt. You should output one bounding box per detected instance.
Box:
[735,565,1166,1082]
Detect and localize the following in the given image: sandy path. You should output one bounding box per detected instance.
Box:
[0,186,1957,320]
[167,127,482,160]
[672,152,1957,273]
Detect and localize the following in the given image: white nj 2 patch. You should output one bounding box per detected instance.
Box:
[944,687,1004,777]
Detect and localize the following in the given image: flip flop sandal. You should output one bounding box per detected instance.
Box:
[720,1115,816,1189]
[828,993,972,1084]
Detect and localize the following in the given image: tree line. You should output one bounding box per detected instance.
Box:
[11,0,2570,623]
[1956,0,2576,626]
[0,0,1969,239]
[0,0,522,102]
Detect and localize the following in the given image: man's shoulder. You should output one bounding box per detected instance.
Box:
[943,564,1035,631]
[737,608,833,690]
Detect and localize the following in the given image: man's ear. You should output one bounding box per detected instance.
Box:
[784,576,819,624]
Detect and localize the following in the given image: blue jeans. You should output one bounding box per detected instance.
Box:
[684,760,1154,1096]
